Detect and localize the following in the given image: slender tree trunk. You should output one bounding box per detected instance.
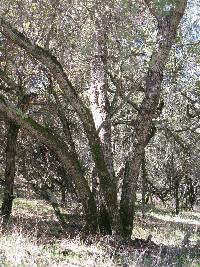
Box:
[1,121,19,224]
[1,93,37,225]
[57,165,77,203]
[141,154,147,217]
[187,177,195,210]
[174,176,180,215]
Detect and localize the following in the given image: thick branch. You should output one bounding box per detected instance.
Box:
[0,18,88,121]
[0,20,117,231]
[0,95,98,232]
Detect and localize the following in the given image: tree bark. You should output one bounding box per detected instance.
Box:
[1,121,19,224]
[90,2,114,178]
[120,1,187,237]
[141,154,147,217]
[0,96,98,233]
[1,93,37,225]
[89,1,120,234]
[174,175,180,215]
[0,18,120,234]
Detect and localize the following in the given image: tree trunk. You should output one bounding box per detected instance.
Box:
[90,4,114,178]
[120,1,187,237]
[1,121,19,224]
[141,154,147,217]
[89,1,120,234]
[0,17,121,235]
[0,98,98,233]
[174,176,180,215]
[1,93,37,225]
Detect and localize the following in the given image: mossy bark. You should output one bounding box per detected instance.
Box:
[0,98,98,233]
[0,21,121,234]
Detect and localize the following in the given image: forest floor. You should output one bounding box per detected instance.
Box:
[0,198,199,267]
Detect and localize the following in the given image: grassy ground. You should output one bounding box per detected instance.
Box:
[0,198,199,267]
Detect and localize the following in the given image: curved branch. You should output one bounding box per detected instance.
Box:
[0,18,121,233]
[0,95,98,232]
[0,18,88,123]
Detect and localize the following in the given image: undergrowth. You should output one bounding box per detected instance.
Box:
[0,198,199,267]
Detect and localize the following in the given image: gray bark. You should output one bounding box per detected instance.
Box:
[120,1,187,237]
[90,3,114,178]
[89,2,120,234]
[0,96,98,233]
[0,19,120,234]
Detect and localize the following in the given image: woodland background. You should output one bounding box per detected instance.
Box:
[0,0,200,266]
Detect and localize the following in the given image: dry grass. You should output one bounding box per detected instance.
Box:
[0,198,199,267]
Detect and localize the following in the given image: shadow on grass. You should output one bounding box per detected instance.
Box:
[0,198,199,266]
[135,204,200,241]
[0,199,84,243]
[124,242,200,267]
